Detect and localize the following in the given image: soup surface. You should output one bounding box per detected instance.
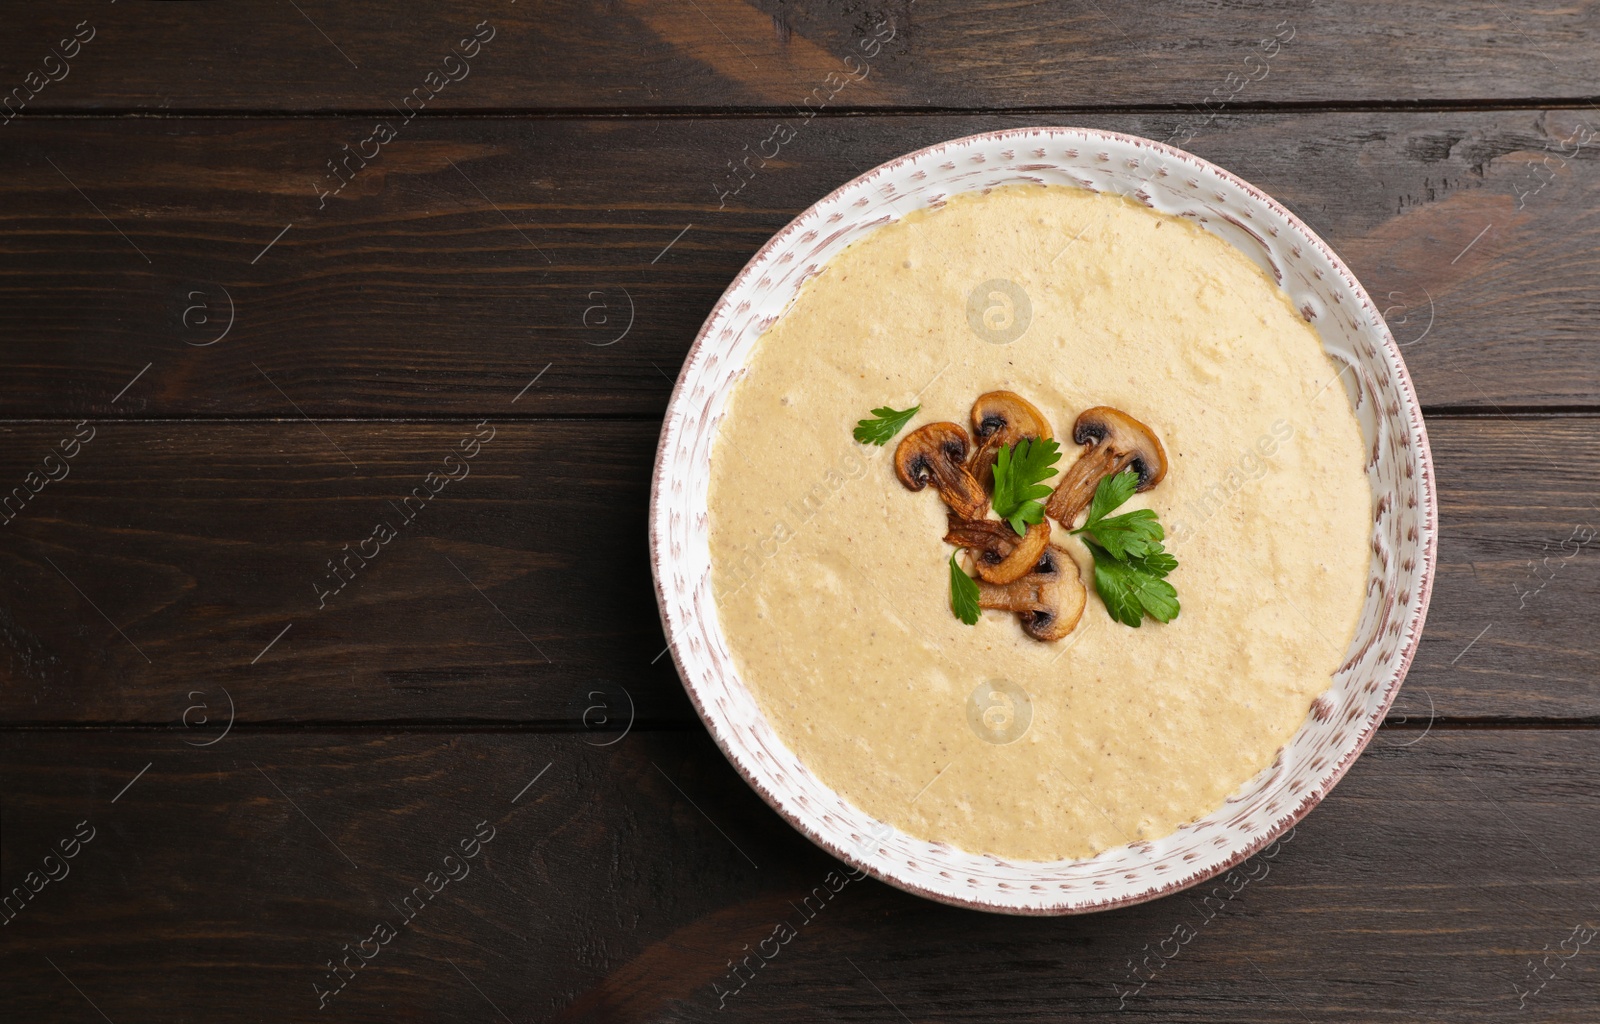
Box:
[706,184,1371,861]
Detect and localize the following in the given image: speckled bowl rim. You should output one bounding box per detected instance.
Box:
[649,127,1437,915]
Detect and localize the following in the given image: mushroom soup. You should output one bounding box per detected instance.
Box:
[705,184,1372,861]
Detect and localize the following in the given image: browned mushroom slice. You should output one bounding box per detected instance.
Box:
[894,422,989,520]
[944,514,1050,586]
[1044,406,1168,527]
[968,391,1053,488]
[943,513,1012,551]
[975,545,1087,641]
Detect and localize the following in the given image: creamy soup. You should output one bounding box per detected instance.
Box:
[705,185,1371,861]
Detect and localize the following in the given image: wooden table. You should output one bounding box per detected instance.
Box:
[2,4,1597,1020]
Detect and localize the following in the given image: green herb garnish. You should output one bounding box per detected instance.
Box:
[1074,469,1179,626]
[1086,542,1180,627]
[949,553,981,625]
[853,404,920,445]
[990,437,1062,535]
[1071,468,1165,560]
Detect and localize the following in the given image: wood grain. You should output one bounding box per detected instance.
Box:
[0,419,688,725]
[3,1,1599,113]
[3,110,1598,418]
[1,417,1595,724]
[1,728,1595,1022]
[3,7,1596,1022]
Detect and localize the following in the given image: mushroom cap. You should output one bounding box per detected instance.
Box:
[968,391,1053,487]
[894,422,989,520]
[1072,406,1167,490]
[1021,567,1086,641]
[944,514,1050,586]
[971,391,1053,446]
[894,421,970,490]
[975,545,1087,642]
[1045,406,1168,525]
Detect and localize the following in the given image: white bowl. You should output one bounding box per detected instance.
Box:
[649,127,1436,914]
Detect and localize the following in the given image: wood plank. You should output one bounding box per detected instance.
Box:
[3,2,1599,113]
[0,728,1595,1021]
[1420,414,1600,722]
[2,111,1598,419]
[1,417,1596,724]
[0,419,690,725]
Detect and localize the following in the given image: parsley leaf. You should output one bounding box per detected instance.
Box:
[1073,469,1181,626]
[1128,546,1178,578]
[949,553,981,625]
[853,404,920,445]
[1078,508,1164,560]
[1072,468,1163,559]
[990,437,1062,535]
[1083,467,1140,526]
[1086,541,1180,627]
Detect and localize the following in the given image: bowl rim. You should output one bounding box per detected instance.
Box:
[649,126,1438,914]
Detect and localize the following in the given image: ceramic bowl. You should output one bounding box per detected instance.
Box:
[649,127,1436,914]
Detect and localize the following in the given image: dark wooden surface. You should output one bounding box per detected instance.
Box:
[2,730,1597,1022]
[4,110,1600,417]
[5,1,1600,111]
[3,4,1599,1022]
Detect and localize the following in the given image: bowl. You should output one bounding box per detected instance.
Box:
[649,127,1436,914]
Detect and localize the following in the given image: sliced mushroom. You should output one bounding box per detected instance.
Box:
[895,422,989,520]
[944,514,1051,586]
[1044,406,1168,527]
[975,545,1087,641]
[968,391,1053,488]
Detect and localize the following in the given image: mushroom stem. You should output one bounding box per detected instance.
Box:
[1043,445,1121,525]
